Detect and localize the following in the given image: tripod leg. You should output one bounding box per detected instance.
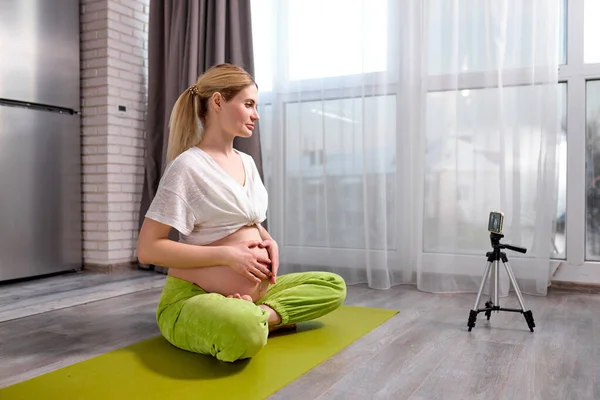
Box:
[502,259,536,332]
[488,261,495,305]
[494,259,500,311]
[484,261,496,320]
[502,260,528,310]
[467,261,493,331]
[472,261,492,310]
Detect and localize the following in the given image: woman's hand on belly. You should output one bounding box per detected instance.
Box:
[226,245,271,302]
[258,239,279,284]
[223,240,273,283]
[169,236,272,302]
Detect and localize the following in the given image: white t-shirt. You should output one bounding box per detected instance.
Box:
[145,147,268,245]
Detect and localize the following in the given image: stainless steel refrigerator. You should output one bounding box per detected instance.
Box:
[0,0,82,282]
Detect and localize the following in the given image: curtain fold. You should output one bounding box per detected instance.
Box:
[252,0,562,295]
[139,0,261,272]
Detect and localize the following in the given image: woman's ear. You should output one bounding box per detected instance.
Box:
[210,92,223,112]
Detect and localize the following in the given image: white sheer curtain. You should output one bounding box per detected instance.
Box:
[251,0,562,295]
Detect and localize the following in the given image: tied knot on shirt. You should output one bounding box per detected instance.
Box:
[246,217,261,226]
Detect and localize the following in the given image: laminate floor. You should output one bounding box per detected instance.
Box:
[0,275,598,399]
[0,269,165,323]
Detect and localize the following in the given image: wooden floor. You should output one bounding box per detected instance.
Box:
[0,272,598,399]
[0,269,164,323]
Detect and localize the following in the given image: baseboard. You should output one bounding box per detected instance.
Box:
[82,261,139,274]
[549,280,600,294]
[280,263,600,295]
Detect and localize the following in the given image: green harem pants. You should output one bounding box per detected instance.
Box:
[156,271,347,362]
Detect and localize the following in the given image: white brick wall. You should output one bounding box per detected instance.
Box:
[80,0,149,269]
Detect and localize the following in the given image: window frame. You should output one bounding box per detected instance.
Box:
[549,0,600,283]
[561,0,600,269]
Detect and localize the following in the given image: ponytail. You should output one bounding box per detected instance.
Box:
[165,63,256,164]
[166,88,203,164]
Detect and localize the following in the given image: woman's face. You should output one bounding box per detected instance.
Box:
[218,84,260,139]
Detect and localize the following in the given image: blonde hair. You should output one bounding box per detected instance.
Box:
[166,63,256,164]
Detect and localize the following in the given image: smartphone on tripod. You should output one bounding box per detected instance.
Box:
[488,211,504,234]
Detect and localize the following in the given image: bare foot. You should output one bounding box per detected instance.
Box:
[259,304,282,325]
[227,293,253,302]
[227,298,293,332]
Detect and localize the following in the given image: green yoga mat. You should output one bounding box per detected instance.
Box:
[1,305,398,400]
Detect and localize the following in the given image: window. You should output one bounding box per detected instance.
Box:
[280,95,396,250]
[586,80,600,259]
[287,0,388,80]
[251,0,389,91]
[424,0,567,259]
[560,0,600,267]
[556,83,568,259]
[250,0,274,91]
[428,0,566,75]
[424,84,567,257]
[253,0,571,265]
[584,0,600,64]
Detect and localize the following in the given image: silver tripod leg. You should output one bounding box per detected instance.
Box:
[472,261,492,310]
[488,262,494,305]
[502,259,529,311]
[494,259,500,311]
[486,260,499,310]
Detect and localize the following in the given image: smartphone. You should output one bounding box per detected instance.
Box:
[488,211,504,234]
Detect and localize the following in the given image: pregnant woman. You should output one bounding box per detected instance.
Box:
[136,63,346,363]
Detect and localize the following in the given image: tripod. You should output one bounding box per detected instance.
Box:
[467,232,535,332]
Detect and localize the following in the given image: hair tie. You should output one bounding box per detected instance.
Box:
[188,84,199,96]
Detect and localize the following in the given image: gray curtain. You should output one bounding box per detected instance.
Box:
[139,0,262,272]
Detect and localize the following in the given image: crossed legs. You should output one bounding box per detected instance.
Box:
[156,271,347,362]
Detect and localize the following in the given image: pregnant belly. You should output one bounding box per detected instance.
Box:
[168,226,271,302]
